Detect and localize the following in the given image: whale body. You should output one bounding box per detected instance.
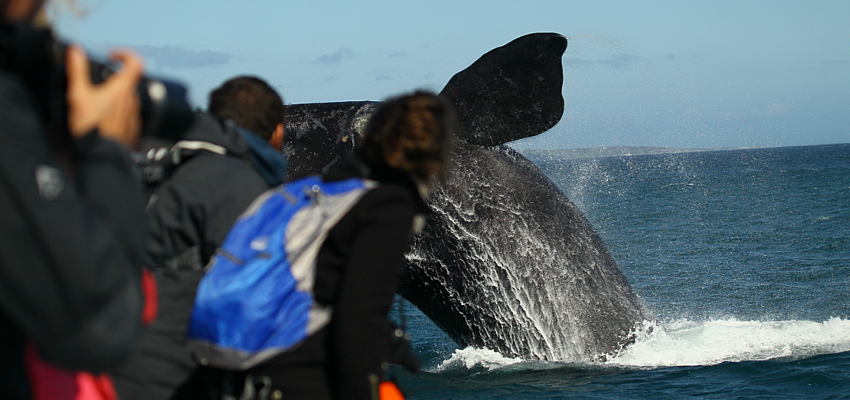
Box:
[283,33,649,361]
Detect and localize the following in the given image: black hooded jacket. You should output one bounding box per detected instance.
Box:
[111,112,280,400]
[0,68,147,398]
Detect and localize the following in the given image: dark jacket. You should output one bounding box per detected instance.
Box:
[248,155,428,400]
[111,112,283,400]
[0,70,147,399]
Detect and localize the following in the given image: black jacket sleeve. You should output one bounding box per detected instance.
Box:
[327,185,416,400]
[0,73,146,373]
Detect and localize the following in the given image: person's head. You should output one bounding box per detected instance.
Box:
[208,76,285,149]
[3,0,84,25]
[1,0,46,22]
[358,90,456,186]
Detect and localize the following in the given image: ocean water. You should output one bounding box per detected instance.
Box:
[390,143,850,399]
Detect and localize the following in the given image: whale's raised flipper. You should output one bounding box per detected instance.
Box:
[440,33,567,147]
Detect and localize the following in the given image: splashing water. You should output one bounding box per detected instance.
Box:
[431,317,850,372]
[435,347,524,372]
[608,317,850,368]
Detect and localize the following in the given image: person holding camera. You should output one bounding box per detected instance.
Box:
[1,0,153,398]
[111,76,288,400]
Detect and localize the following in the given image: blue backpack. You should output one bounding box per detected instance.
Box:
[186,175,376,370]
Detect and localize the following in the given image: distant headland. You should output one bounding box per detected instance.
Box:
[518,146,762,159]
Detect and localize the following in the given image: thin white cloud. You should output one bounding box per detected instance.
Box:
[133,45,233,69]
[564,53,641,69]
[314,48,357,65]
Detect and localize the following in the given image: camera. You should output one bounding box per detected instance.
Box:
[79,47,195,140]
[0,23,194,141]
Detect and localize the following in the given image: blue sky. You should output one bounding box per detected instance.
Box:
[54,0,850,149]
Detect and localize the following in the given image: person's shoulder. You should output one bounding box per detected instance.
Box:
[179,112,251,155]
[370,181,415,198]
[157,152,266,199]
[0,71,27,94]
[356,182,417,214]
[0,74,50,160]
[0,72,39,120]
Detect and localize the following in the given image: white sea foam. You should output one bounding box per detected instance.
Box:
[606,317,850,368]
[434,347,524,372]
[433,318,850,372]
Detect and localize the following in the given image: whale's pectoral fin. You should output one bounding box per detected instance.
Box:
[439,33,567,147]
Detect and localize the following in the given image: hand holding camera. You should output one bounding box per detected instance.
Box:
[66,44,143,147]
[1,23,194,149]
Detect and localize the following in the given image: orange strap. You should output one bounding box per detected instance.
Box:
[75,372,119,400]
[379,381,406,400]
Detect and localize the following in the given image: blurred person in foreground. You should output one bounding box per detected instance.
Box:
[0,0,152,399]
[111,76,288,400]
[188,90,454,400]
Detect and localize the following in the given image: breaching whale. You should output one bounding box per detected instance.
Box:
[283,33,650,361]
